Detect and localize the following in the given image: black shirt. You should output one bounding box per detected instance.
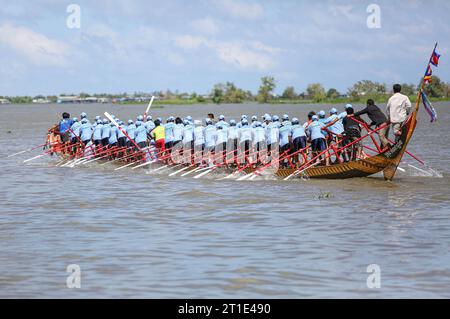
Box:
[354,104,388,126]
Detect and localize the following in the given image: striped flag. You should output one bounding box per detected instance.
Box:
[421,91,437,123]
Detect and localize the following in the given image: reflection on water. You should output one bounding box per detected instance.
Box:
[0,103,449,298]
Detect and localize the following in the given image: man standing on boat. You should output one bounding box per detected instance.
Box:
[387,84,412,141]
[354,99,389,149]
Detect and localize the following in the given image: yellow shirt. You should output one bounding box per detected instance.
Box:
[152,126,165,141]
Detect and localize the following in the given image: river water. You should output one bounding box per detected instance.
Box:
[0,102,449,298]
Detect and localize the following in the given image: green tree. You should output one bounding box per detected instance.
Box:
[306,83,326,102]
[257,76,276,103]
[212,83,225,104]
[281,86,297,100]
[348,80,387,101]
[422,76,446,98]
[326,88,340,99]
[399,83,416,96]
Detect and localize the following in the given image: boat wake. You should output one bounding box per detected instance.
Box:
[400,162,443,178]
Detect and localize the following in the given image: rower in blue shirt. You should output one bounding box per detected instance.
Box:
[173,117,184,146]
[126,120,136,147]
[216,115,230,131]
[317,110,329,140]
[117,121,127,147]
[324,108,345,141]
[109,123,118,146]
[265,116,279,152]
[145,115,155,133]
[279,120,292,154]
[135,121,148,148]
[70,117,82,144]
[238,119,252,160]
[101,119,111,146]
[93,119,103,145]
[80,118,93,145]
[291,118,307,165]
[164,117,176,150]
[308,115,329,165]
[204,119,217,153]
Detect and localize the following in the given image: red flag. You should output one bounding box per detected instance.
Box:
[430,49,441,67]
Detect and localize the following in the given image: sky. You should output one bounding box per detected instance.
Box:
[0,0,449,96]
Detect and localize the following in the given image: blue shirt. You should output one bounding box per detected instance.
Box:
[59,119,74,134]
[228,126,238,140]
[117,125,126,139]
[164,122,176,143]
[325,114,344,135]
[182,124,194,143]
[101,124,111,140]
[135,125,147,144]
[279,124,292,147]
[173,124,184,142]
[216,128,228,145]
[308,121,326,140]
[204,125,217,148]
[238,126,252,142]
[145,121,155,133]
[109,125,118,144]
[194,126,205,146]
[126,124,136,140]
[252,127,266,144]
[266,122,279,145]
[93,123,103,141]
[291,124,306,139]
[80,122,93,141]
[70,121,82,138]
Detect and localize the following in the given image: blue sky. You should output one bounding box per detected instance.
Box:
[0,0,449,96]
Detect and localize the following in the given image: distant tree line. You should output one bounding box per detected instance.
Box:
[2,75,450,104]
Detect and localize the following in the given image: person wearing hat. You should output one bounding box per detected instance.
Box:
[145,115,155,133]
[290,117,307,165]
[216,115,230,132]
[164,116,176,152]
[93,119,104,146]
[101,118,111,147]
[182,118,195,163]
[69,117,81,144]
[80,118,93,146]
[117,120,127,147]
[252,121,266,164]
[126,120,136,147]
[307,115,329,166]
[193,120,206,164]
[238,118,252,163]
[227,119,239,163]
[134,120,147,149]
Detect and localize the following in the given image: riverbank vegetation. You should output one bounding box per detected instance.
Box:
[2,76,449,106]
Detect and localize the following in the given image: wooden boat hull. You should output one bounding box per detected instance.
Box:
[274,110,418,180]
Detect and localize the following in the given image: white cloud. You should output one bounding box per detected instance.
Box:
[174,35,207,49]
[0,23,69,66]
[250,41,282,55]
[208,41,275,71]
[82,23,129,60]
[191,17,219,35]
[215,0,264,20]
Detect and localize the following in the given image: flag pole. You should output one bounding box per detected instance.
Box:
[415,42,438,112]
